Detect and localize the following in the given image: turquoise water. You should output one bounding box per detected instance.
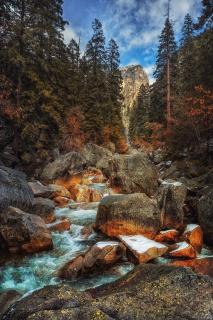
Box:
[0,204,134,295]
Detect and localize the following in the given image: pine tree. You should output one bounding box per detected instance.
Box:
[195,0,213,90]
[177,14,196,96]
[152,18,177,125]
[66,39,81,106]
[0,0,70,164]
[105,39,124,143]
[195,0,213,30]
[83,19,108,143]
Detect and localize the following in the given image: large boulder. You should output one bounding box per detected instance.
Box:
[95,193,161,239]
[0,206,53,254]
[198,186,213,246]
[157,179,187,230]
[41,144,112,182]
[0,166,33,210]
[41,151,87,181]
[108,152,158,196]
[3,265,213,320]
[28,197,55,223]
[59,241,125,280]
[82,143,113,168]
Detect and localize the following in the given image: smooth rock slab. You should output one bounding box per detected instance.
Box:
[119,235,168,263]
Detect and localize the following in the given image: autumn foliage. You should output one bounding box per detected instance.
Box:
[61,107,86,152]
[165,86,213,157]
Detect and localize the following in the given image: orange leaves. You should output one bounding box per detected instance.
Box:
[61,106,86,152]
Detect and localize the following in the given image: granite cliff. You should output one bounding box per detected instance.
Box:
[121,65,149,130]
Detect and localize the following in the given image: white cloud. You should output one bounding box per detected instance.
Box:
[63,24,79,44]
[116,0,137,9]
[103,0,201,54]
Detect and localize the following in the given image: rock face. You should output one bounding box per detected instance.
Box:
[157,180,187,230]
[198,186,213,246]
[121,65,149,129]
[41,151,87,181]
[82,143,113,168]
[41,144,113,182]
[119,235,168,263]
[0,166,34,210]
[59,241,125,280]
[0,207,53,254]
[96,193,161,239]
[4,265,213,320]
[28,197,55,223]
[108,152,158,196]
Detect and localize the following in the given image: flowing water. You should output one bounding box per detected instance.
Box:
[0,184,134,295]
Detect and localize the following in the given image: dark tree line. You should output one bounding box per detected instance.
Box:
[0,1,124,168]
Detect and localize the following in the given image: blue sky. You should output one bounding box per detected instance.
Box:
[63,0,202,83]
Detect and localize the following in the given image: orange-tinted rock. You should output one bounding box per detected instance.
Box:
[48,219,71,232]
[182,224,203,253]
[55,173,83,191]
[70,185,103,203]
[169,242,197,259]
[47,184,71,199]
[0,207,53,254]
[155,229,179,243]
[59,241,125,279]
[169,257,213,277]
[54,196,70,207]
[119,235,168,263]
[96,194,161,239]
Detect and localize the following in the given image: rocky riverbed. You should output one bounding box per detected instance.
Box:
[0,144,213,319]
